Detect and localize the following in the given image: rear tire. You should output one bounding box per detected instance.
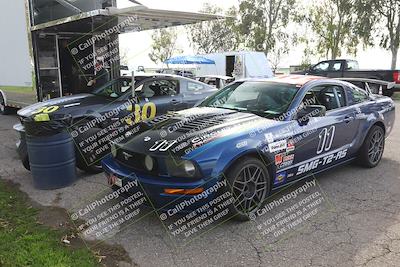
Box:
[0,93,12,115]
[73,127,103,174]
[358,125,385,168]
[224,157,271,221]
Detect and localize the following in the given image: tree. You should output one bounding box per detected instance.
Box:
[186,4,242,54]
[356,0,400,69]
[148,28,182,65]
[237,0,295,56]
[304,0,359,60]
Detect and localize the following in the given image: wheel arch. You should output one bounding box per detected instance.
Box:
[221,150,276,186]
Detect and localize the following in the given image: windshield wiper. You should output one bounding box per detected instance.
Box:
[210,106,245,112]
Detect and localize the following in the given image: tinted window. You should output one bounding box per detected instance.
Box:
[346,61,359,70]
[347,86,368,105]
[313,62,329,71]
[138,79,178,98]
[92,78,132,98]
[188,82,205,91]
[303,85,346,111]
[332,62,342,71]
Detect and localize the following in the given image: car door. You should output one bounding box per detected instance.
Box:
[280,83,359,181]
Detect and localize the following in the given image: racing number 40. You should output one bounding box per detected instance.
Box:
[317,126,335,154]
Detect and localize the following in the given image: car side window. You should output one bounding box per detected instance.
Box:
[347,86,369,105]
[302,85,346,111]
[331,62,342,71]
[313,62,329,72]
[187,82,205,91]
[139,79,178,98]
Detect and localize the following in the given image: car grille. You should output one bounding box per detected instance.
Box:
[115,149,160,175]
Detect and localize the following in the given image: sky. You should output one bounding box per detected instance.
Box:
[116,0,398,71]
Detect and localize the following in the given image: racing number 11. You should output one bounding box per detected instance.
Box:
[317,126,336,154]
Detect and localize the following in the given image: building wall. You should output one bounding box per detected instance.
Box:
[0,0,33,88]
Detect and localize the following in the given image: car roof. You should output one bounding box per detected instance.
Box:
[269,75,325,86]
[197,75,233,80]
[235,75,325,87]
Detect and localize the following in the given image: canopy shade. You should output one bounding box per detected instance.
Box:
[164,56,215,65]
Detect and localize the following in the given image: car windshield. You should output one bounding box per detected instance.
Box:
[199,81,299,119]
[91,78,132,98]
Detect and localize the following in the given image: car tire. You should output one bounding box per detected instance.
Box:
[0,93,12,115]
[76,153,103,174]
[22,155,30,171]
[224,157,271,221]
[358,125,385,168]
[73,127,103,174]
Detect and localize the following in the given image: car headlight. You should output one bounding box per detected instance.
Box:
[166,158,200,178]
[144,155,154,171]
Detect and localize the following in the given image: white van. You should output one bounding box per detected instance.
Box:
[195,51,273,80]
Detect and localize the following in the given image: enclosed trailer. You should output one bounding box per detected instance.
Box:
[195,51,273,80]
[0,0,222,113]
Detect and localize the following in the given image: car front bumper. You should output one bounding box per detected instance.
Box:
[101,156,221,212]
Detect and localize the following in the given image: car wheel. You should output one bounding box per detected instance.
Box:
[0,94,11,115]
[22,155,30,171]
[225,157,271,221]
[73,127,103,174]
[358,125,385,168]
[76,153,103,174]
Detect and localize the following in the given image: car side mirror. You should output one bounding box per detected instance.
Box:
[297,105,326,125]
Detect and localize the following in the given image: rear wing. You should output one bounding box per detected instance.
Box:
[335,77,395,96]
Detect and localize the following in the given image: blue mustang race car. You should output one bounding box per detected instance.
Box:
[102,75,395,220]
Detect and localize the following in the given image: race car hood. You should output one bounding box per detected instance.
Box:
[17,94,114,118]
[118,107,281,157]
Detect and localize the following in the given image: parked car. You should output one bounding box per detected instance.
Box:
[15,74,217,173]
[291,59,400,96]
[196,75,234,89]
[102,75,395,220]
[157,69,195,79]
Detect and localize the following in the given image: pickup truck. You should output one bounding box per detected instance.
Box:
[291,59,400,96]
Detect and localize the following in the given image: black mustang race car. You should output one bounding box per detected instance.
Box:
[15,74,216,173]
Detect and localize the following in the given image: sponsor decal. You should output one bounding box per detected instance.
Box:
[283,154,294,162]
[274,171,287,185]
[275,154,283,165]
[276,153,295,169]
[296,148,348,175]
[268,140,287,153]
[236,140,248,149]
[286,141,295,152]
[265,133,274,143]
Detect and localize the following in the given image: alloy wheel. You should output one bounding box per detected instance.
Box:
[368,130,384,164]
[232,164,268,216]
